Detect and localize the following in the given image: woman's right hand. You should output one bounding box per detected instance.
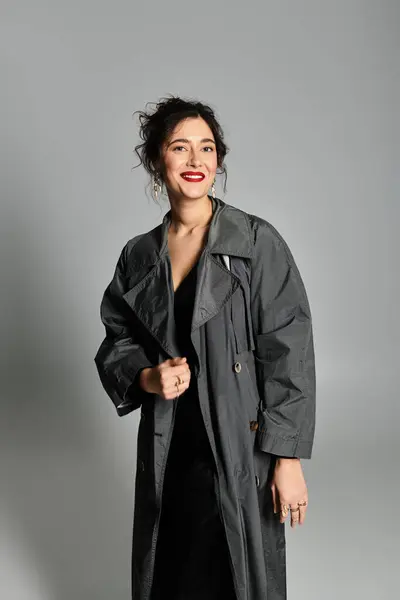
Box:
[138,357,191,400]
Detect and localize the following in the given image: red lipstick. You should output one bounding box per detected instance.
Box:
[180,171,205,182]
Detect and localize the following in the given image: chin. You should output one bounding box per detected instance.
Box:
[179,187,209,200]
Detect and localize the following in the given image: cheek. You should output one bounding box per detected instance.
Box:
[162,157,180,180]
[207,153,218,171]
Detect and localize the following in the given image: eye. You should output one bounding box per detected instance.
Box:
[202,146,214,152]
[173,145,186,151]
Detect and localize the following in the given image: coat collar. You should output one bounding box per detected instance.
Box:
[122,196,252,362]
[125,195,252,273]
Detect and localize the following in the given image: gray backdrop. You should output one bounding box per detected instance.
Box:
[1,1,398,598]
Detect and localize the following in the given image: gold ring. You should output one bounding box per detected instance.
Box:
[177,375,184,385]
[280,502,307,514]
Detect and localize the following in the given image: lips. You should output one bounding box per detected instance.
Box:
[181,171,205,182]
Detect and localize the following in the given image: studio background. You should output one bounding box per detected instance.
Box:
[1,1,398,599]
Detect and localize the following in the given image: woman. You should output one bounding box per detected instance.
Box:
[94,96,316,600]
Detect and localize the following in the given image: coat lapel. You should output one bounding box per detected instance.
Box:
[122,195,253,360]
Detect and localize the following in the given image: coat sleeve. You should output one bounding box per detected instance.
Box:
[94,243,155,417]
[250,219,316,459]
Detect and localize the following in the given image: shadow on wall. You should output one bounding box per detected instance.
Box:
[0,180,138,599]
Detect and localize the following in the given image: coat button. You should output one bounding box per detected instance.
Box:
[138,459,145,473]
[255,475,260,487]
[234,361,242,373]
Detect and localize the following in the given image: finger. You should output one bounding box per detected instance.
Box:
[165,370,191,397]
[289,504,300,529]
[298,501,308,525]
[159,370,181,398]
[166,377,185,394]
[172,356,187,364]
[270,484,278,514]
[173,364,191,377]
[172,368,191,386]
[279,503,289,524]
[163,357,187,368]
[162,364,188,386]
[170,361,190,376]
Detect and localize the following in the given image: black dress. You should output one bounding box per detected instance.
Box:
[150,259,237,600]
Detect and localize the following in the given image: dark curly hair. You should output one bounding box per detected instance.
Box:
[132,95,229,202]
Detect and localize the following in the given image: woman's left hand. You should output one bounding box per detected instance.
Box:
[270,458,308,528]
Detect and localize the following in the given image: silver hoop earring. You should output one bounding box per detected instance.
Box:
[152,173,162,201]
[211,178,216,199]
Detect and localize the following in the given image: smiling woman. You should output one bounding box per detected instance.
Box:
[160,119,218,202]
[132,95,229,205]
[95,95,316,600]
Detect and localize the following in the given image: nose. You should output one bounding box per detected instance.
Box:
[187,149,202,168]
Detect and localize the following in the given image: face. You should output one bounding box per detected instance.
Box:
[159,117,218,202]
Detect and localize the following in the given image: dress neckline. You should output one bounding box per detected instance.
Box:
[173,259,200,296]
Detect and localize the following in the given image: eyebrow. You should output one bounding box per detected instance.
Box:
[167,137,216,147]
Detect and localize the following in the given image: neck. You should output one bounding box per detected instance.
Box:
[168,194,213,235]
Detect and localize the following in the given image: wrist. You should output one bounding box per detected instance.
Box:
[139,367,152,392]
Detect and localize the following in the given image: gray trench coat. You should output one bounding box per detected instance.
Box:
[94,195,316,600]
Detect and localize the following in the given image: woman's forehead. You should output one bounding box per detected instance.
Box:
[168,117,214,140]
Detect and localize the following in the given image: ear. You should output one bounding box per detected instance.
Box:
[154,161,166,183]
